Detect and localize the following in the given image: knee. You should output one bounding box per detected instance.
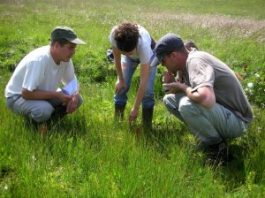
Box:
[178,97,198,117]
[31,105,54,123]
[163,94,174,107]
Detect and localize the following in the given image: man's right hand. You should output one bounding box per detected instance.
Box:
[115,79,127,94]
[163,72,175,84]
[57,92,71,105]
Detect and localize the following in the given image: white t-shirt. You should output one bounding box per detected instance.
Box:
[5,45,75,98]
[109,25,153,64]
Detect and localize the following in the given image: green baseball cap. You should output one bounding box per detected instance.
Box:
[51,26,86,44]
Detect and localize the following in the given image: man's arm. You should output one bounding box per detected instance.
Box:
[129,63,149,122]
[112,47,127,93]
[185,86,216,108]
[163,82,216,108]
[22,89,71,105]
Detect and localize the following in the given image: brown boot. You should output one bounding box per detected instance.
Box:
[142,107,153,131]
[115,104,126,120]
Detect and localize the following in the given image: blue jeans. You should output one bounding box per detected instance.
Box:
[163,93,248,145]
[114,56,157,109]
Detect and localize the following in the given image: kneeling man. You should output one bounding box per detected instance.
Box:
[5,26,86,131]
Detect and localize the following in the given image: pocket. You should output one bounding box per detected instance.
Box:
[6,95,21,109]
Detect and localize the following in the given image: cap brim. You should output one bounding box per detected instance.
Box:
[68,38,86,45]
[150,56,160,67]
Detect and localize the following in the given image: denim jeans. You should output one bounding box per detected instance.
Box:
[114,55,157,109]
[163,93,248,145]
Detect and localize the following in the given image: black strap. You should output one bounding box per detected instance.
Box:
[151,37,156,50]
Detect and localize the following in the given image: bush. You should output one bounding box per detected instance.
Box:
[74,49,116,83]
[243,67,265,108]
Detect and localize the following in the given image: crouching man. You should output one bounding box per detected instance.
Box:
[151,33,253,163]
[5,26,86,133]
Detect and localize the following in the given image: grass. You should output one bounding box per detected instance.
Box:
[1,0,265,197]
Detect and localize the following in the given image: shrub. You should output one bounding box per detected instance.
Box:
[243,67,265,108]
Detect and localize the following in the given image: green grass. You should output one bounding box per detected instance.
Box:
[1,0,265,197]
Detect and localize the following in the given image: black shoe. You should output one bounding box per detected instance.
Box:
[201,142,233,166]
[142,107,153,132]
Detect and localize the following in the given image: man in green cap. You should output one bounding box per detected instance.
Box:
[5,26,86,134]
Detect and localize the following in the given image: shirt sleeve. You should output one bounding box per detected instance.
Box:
[22,61,45,91]
[187,58,214,92]
[109,26,117,48]
[137,37,153,65]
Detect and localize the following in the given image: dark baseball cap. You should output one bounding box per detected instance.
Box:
[51,26,86,44]
[151,33,184,66]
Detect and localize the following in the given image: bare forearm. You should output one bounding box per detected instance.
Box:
[185,86,215,108]
[164,82,215,108]
[133,82,146,110]
[113,47,124,80]
[22,89,59,100]
[132,64,150,110]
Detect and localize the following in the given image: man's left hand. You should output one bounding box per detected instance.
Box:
[66,94,79,113]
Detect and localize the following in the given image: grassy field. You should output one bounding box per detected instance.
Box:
[1,0,265,197]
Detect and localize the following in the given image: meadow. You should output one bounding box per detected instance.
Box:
[0,0,265,197]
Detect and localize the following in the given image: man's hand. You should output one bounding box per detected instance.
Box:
[163,81,188,93]
[115,79,127,94]
[129,108,138,123]
[162,71,175,84]
[57,92,71,105]
[66,94,79,113]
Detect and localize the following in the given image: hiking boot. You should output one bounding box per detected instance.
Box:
[142,107,153,132]
[114,104,126,121]
[199,141,233,166]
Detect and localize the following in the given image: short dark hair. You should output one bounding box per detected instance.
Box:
[114,23,139,52]
[184,41,198,50]
[51,38,70,46]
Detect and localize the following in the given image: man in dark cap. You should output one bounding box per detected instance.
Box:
[152,33,253,162]
[5,26,85,134]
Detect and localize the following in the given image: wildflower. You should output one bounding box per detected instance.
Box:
[32,155,36,161]
[255,73,260,78]
[247,82,254,88]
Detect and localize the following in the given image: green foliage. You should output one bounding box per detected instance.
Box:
[243,68,265,108]
[74,49,116,83]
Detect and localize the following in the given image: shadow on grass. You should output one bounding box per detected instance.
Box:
[219,144,247,191]
[136,121,250,190]
[130,120,188,158]
[24,112,88,138]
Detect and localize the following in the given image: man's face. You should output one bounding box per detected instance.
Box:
[161,52,179,74]
[57,42,76,62]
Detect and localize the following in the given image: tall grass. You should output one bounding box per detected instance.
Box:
[0,0,265,197]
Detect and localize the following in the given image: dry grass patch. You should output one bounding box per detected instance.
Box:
[145,12,265,42]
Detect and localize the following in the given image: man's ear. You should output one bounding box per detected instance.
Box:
[54,41,60,48]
